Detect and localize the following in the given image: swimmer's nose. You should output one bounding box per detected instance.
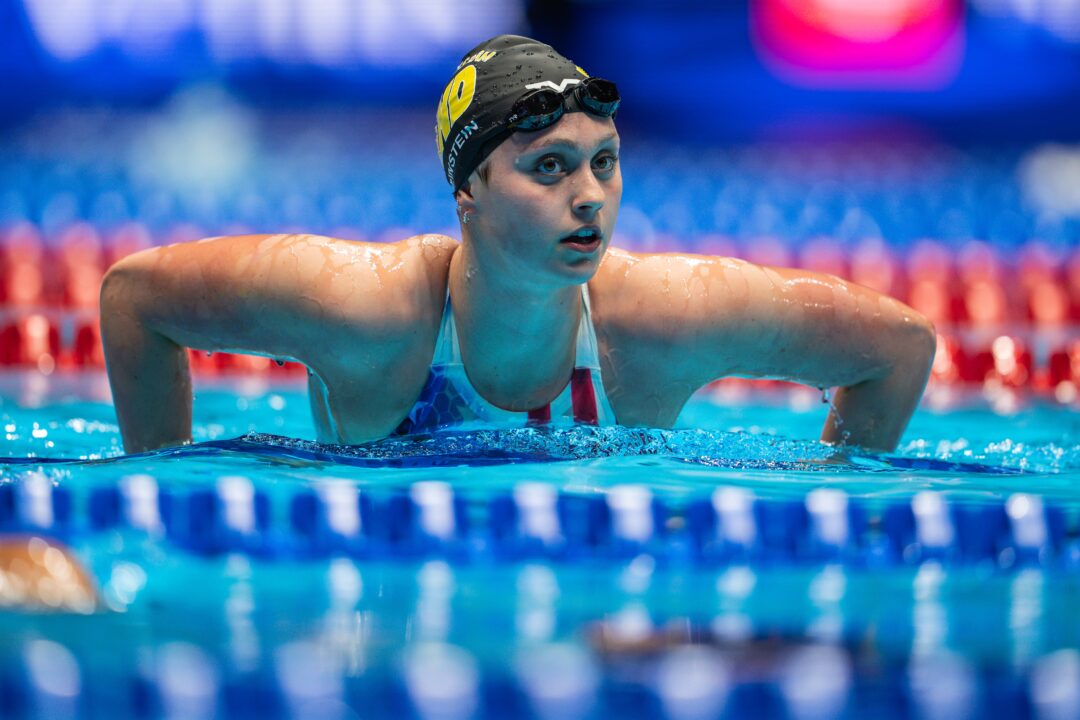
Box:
[571,169,605,219]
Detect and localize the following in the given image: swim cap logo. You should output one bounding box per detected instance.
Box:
[436,42,595,188]
[436,64,477,158]
[524,78,582,93]
[457,49,497,69]
[437,49,500,186]
[524,66,589,93]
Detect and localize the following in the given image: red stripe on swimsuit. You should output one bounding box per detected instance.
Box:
[393,285,615,434]
[570,368,599,425]
[527,404,552,425]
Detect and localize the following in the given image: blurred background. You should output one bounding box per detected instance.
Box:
[5,6,1080,716]
[2,0,1080,388]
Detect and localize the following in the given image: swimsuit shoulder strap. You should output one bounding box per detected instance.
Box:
[431,281,459,366]
[574,284,603,370]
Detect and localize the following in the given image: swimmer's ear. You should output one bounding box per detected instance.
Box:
[455,161,490,207]
[454,182,478,214]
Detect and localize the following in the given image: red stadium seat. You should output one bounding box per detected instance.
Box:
[743,236,793,268]
[218,353,273,374]
[799,237,849,278]
[962,279,1007,326]
[907,240,954,285]
[1027,280,1070,326]
[0,222,45,267]
[72,321,105,368]
[850,238,905,299]
[2,262,44,308]
[930,333,963,384]
[63,265,104,310]
[1047,341,1080,385]
[106,222,153,266]
[0,314,61,371]
[982,336,1032,388]
[956,240,1002,285]
[187,348,219,376]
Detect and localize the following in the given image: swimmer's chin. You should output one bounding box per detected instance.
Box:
[549,258,603,285]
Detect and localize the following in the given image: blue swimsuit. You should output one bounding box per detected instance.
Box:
[393,286,616,434]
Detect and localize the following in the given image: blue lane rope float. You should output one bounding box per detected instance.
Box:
[0,474,1077,570]
[1,635,1079,720]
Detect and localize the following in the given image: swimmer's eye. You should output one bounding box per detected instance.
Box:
[593,153,618,172]
[535,155,565,175]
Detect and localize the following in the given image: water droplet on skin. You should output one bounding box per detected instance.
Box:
[820,386,830,404]
[206,352,213,358]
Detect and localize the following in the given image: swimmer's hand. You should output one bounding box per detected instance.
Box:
[0,536,98,613]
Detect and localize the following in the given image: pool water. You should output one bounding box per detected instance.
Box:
[2,370,1080,719]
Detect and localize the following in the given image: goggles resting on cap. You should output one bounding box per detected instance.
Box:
[503,77,620,131]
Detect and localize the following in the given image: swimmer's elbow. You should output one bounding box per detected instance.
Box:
[100,249,158,319]
[891,310,936,382]
[100,259,130,320]
[910,312,936,362]
[99,252,165,350]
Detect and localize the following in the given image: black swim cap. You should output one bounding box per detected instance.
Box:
[436,35,592,192]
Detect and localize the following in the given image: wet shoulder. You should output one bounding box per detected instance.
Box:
[590,246,738,339]
[391,233,457,322]
[588,247,673,338]
[311,232,456,332]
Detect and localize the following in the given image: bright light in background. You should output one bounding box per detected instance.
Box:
[751,0,965,89]
[23,0,98,60]
[22,0,523,66]
[971,0,1080,42]
[297,0,352,66]
[1020,144,1080,220]
[126,85,256,199]
[812,0,936,42]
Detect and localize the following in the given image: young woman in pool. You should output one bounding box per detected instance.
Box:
[100,34,935,455]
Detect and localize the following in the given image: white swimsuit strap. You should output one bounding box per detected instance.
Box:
[575,284,603,370]
[426,283,616,425]
[431,286,459,366]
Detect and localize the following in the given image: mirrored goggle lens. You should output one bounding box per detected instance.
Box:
[506,90,565,130]
[579,78,620,117]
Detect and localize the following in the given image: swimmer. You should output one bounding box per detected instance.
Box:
[0,536,98,613]
[100,35,935,454]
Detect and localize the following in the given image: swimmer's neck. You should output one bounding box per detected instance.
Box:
[448,243,582,411]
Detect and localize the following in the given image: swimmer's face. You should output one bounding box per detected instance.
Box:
[458,112,621,286]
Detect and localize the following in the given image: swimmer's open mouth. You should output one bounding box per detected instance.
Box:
[559,226,602,247]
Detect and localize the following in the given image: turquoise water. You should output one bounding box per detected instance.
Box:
[3,371,1078,497]
[2,370,1080,718]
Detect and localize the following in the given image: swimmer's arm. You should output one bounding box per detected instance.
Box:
[638,256,935,452]
[99,234,416,453]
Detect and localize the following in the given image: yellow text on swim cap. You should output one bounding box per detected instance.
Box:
[436,64,477,157]
[458,49,497,69]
